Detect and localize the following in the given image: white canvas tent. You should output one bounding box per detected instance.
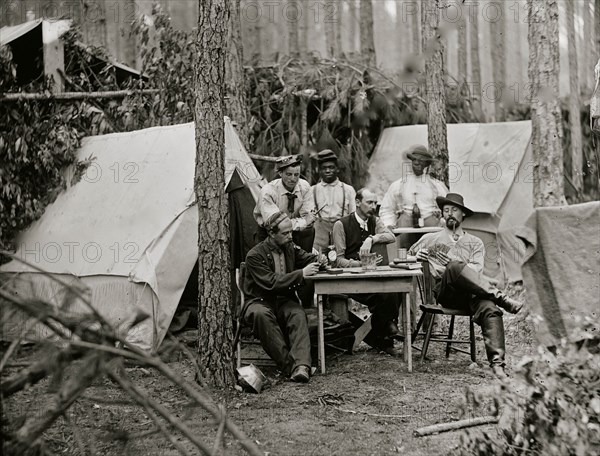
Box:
[1,118,262,351]
[367,121,534,283]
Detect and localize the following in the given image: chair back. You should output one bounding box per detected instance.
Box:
[419,261,436,305]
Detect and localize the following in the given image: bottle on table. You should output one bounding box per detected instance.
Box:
[412,193,423,228]
[325,231,337,266]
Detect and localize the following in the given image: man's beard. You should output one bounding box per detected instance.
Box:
[446,217,460,229]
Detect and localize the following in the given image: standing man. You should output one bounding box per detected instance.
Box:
[379,145,448,248]
[254,155,316,253]
[408,193,523,378]
[332,188,402,356]
[311,149,356,252]
[243,212,323,383]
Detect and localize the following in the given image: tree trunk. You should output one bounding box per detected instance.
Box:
[334,0,343,57]
[422,0,448,185]
[527,0,566,207]
[411,1,420,54]
[299,0,309,57]
[469,1,482,114]
[458,13,467,83]
[287,0,300,57]
[582,0,592,91]
[566,0,583,196]
[194,0,236,387]
[348,0,358,54]
[359,0,376,66]
[596,0,600,58]
[324,0,336,57]
[490,1,506,121]
[226,0,250,147]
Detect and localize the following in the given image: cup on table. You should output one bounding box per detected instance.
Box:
[360,252,377,271]
[397,248,408,261]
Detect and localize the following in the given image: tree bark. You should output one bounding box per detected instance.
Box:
[422,0,448,185]
[566,0,583,196]
[527,0,566,207]
[458,12,467,83]
[348,0,358,54]
[194,0,236,387]
[582,0,592,91]
[359,0,376,66]
[411,1,420,54]
[334,0,342,57]
[299,0,309,57]
[287,0,300,57]
[490,0,506,120]
[596,0,600,59]
[226,0,250,148]
[469,1,482,114]
[324,0,337,57]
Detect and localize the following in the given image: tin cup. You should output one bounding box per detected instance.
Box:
[398,248,408,261]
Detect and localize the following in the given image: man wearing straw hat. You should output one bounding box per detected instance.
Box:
[409,193,524,378]
[379,145,448,248]
[244,212,325,383]
[253,155,316,253]
[311,149,356,252]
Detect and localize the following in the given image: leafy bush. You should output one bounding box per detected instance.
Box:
[456,316,600,456]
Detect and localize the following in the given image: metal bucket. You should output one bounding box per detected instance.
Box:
[236,364,267,393]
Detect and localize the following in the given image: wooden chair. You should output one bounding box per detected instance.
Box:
[233,262,327,370]
[412,262,477,362]
[234,262,275,368]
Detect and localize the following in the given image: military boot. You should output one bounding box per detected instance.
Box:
[481,314,508,379]
[456,265,523,314]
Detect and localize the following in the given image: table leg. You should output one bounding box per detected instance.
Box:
[404,292,412,373]
[317,294,326,374]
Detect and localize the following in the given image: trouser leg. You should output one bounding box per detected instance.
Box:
[245,301,293,375]
[277,299,312,372]
[471,300,506,367]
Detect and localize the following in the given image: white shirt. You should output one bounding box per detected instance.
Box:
[253,178,315,230]
[312,179,356,223]
[379,173,448,227]
[354,212,369,231]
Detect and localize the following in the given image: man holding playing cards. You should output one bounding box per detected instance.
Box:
[408,193,524,378]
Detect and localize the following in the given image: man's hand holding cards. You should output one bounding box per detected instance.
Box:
[429,243,451,266]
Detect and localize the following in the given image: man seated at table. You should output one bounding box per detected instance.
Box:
[408,193,523,378]
[243,212,324,383]
[331,188,402,356]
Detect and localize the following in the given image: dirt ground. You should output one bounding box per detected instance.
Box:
[2,306,536,456]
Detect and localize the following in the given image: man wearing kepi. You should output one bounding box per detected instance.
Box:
[379,145,448,248]
[332,188,402,356]
[311,149,356,252]
[254,155,316,253]
[408,193,524,378]
[243,212,323,383]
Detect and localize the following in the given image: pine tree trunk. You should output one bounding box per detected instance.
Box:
[490,1,506,121]
[422,0,448,185]
[527,0,566,207]
[226,0,250,148]
[194,0,235,387]
[411,1,420,54]
[299,0,309,57]
[458,13,467,83]
[359,0,376,66]
[324,0,336,57]
[582,0,591,91]
[566,0,583,196]
[348,0,358,53]
[596,0,600,57]
[334,0,342,57]
[287,0,300,57]
[469,1,482,115]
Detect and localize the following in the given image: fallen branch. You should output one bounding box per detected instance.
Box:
[248,153,281,162]
[211,405,227,456]
[108,367,210,456]
[4,354,106,454]
[334,407,411,419]
[0,89,159,102]
[414,415,499,437]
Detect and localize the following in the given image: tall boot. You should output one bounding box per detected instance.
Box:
[455,265,523,314]
[481,314,507,378]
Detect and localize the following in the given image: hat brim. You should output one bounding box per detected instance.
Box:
[406,152,433,163]
[277,157,302,171]
[436,196,473,217]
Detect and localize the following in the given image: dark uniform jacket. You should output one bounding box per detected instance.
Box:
[244,238,318,306]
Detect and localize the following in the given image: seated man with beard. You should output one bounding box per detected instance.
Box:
[408,193,523,378]
[332,188,402,356]
[243,212,325,383]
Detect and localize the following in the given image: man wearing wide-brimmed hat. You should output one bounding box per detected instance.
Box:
[379,144,448,248]
[311,149,356,252]
[253,155,316,253]
[408,193,524,378]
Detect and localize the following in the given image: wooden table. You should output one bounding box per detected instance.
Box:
[312,266,422,374]
[392,227,443,235]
